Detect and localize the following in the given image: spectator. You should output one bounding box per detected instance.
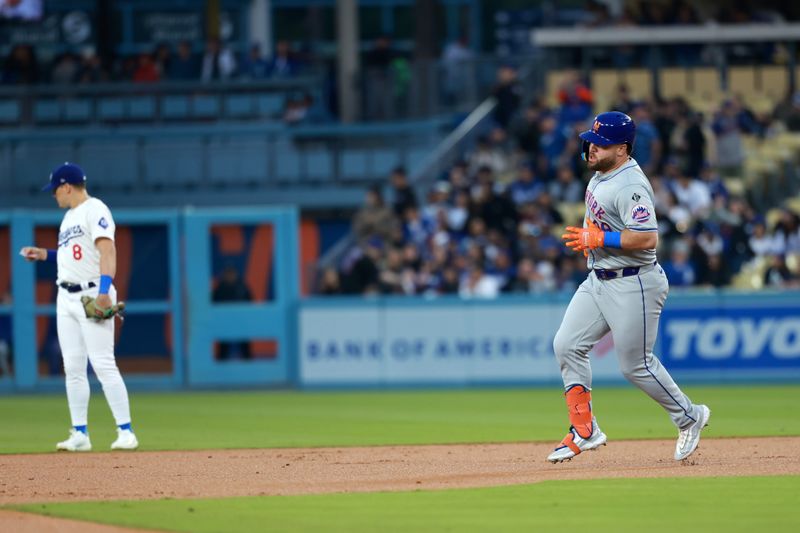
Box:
[491,65,522,129]
[77,48,107,84]
[549,165,584,204]
[631,104,661,175]
[537,113,567,180]
[267,40,299,78]
[712,100,746,176]
[773,209,800,255]
[700,253,732,288]
[749,220,775,258]
[459,265,501,299]
[556,71,593,123]
[468,137,509,177]
[510,101,543,158]
[153,43,172,79]
[318,267,342,295]
[50,52,81,84]
[364,35,396,120]
[402,206,431,248]
[509,164,544,206]
[352,186,397,243]
[389,166,418,218]
[663,240,696,287]
[132,53,159,83]
[447,189,471,234]
[773,92,800,132]
[610,84,636,116]
[2,43,38,84]
[438,266,460,294]
[242,43,269,79]
[763,254,796,288]
[169,40,199,80]
[212,266,253,360]
[342,239,382,295]
[671,172,711,218]
[441,36,474,105]
[201,38,237,82]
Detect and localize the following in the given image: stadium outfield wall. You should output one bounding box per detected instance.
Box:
[299,292,800,388]
[2,207,799,392]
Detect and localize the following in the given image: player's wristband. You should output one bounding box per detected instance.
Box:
[604,232,622,249]
[99,275,113,295]
[46,249,57,263]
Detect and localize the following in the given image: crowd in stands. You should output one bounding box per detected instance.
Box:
[0,38,307,86]
[321,65,800,297]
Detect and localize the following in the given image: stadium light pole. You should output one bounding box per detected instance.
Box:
[336,0,360,123]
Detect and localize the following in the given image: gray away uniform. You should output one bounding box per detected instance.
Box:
[553,158,701,430]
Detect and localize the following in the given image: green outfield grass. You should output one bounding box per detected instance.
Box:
[0,385,798,454]
[14,476,800,532]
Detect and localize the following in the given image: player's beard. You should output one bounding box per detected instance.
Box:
[587,153,617,173]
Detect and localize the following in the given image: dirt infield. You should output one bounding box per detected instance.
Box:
[2,436,799,531]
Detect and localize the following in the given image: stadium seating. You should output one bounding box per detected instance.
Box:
[0,100,19,124]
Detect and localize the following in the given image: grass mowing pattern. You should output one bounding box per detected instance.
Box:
[14,476,800,533]
[1,385,798,454]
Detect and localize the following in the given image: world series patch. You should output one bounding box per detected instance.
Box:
[631,204,651,224]
[98,217,108,229]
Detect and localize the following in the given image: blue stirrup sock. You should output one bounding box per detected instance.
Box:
[73,425,88,434]
[118,422,132,431]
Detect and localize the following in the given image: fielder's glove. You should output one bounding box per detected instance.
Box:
[81,295,125,320]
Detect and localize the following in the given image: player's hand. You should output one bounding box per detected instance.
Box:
[94,293,113,317]
[562,217,605,252]
[19,246,45,261]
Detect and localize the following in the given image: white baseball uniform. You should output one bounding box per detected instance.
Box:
[56,197,131,428]
[553,158,703,430]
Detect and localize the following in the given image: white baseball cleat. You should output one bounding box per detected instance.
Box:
[675,404,711,461]
[56,429,92,452]
[111,428,139,451]
[547,418,607,463]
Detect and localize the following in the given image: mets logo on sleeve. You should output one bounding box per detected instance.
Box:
[631,204,651,224]
[98,217,108,229]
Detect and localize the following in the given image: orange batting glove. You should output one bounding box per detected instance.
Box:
[562,217,605,252]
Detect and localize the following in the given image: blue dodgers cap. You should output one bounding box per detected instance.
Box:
[42,162,87,192]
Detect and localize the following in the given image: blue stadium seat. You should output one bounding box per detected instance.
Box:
[126,97,156,120]
[98,98,125,121]
[192,95,220,117]
[11,142,75,191]
[273,141,301,182]
[63,99,92,122]
[0,100,20,123]
[142,140,204,188]
[340,150,369,180]
[256,94,285,118]
[162,96,190,119]
[407,147,431,174]
[75,140,138,189]
[371,149,401,176]
[304,149,334,181]
[225,95,254,119]
[33,100,61,123]
[208,138,269,184]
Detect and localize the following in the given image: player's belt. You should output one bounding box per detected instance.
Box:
[594,261,657,281]
[58,281,97,293]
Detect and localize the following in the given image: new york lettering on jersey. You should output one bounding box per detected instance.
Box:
[584,159,658,270]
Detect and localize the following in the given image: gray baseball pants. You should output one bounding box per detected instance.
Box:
[553,263,700,430]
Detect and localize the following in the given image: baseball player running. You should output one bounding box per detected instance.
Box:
[547,112,709,463]
[20,162,138,452]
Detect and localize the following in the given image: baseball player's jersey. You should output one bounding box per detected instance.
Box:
[583,157,658,270]
[57,197,115,284]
